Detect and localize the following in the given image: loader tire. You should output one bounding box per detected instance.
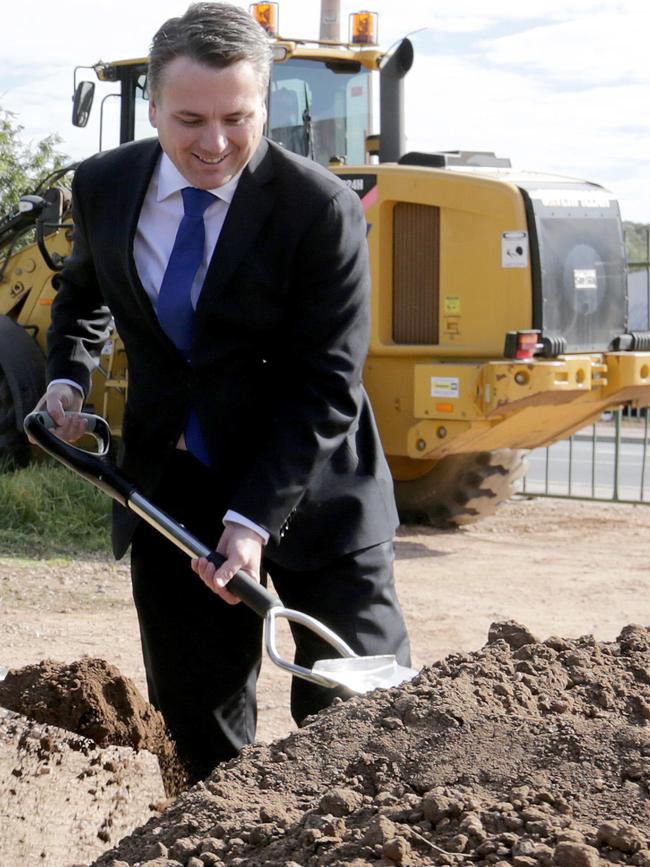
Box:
[0,368,30,468]
[394,449,529,528]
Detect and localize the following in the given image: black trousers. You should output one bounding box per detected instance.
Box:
[130,451,411,783]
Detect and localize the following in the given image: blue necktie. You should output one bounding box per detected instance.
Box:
[157,186,216,464]
[157,186,216,358]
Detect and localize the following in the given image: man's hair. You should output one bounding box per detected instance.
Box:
[148,2,273,98]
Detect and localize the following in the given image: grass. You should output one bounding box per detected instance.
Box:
[0,457,112,557]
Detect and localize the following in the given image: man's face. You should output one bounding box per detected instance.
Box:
[149,57,267,189]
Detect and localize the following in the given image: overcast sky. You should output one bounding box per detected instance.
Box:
[2,0,648,222]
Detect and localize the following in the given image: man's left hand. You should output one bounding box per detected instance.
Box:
[191,523,264,604]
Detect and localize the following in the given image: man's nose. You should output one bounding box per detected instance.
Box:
[200,124,228,153]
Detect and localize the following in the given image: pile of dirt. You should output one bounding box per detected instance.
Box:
[94,622,650,866]
[0,656,186,796]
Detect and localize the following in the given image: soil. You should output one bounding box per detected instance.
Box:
[2,494,650,865]
[0,657,187,796]
[94,623,650,867]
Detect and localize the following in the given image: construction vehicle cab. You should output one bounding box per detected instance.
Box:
[3,3,650,525]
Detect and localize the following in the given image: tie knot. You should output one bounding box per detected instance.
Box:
[181,186,216,217]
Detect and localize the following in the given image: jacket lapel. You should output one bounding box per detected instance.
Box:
[122,140,165,334]
[196,138,275,312]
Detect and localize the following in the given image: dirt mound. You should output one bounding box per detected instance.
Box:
[95,622,650,866]
[0,706,166,866]
[0,656,186,795]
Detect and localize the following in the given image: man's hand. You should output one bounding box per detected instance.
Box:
[191,523,264,604]
[32,383,86,443]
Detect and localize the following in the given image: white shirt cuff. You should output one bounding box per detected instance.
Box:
[223,510,270,544]
[48,379,85,399]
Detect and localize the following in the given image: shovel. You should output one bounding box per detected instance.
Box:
[24,411,417,694]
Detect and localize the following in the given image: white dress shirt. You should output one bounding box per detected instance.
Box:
[133,153,238,310]
[52,152,269,544]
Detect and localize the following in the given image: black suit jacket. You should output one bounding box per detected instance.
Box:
[47,137,398,568]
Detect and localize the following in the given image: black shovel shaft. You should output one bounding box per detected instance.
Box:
[24,411,279,618]
[207,552,277,618]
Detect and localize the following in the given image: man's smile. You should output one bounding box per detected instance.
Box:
[194,153,229,165]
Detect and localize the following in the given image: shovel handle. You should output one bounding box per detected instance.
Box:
[26,410,111,454]
[25,410,280,619]
[23,411,136,507]
[206,551,279,618]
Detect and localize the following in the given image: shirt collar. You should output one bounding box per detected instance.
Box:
[157,152,241,204]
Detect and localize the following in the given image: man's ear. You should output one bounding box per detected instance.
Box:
[149,94,158,128]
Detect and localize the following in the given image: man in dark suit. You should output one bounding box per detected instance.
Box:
[40,1,411,783]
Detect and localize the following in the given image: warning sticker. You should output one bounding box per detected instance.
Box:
[431,376,460,399]
[444,296,461,315]
[574,268,597,290]
[501,231,529,269]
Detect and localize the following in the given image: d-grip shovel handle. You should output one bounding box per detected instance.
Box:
[205,551,279,618]
[23,411,136,507]
[27,410,111,453]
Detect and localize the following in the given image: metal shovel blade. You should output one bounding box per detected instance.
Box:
[311,654,418,694]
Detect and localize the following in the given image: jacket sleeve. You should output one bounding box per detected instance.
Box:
[47,164,113,397]
[228,183,371,540]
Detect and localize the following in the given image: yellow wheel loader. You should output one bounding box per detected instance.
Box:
[0,165,127,462]
[2,5,649,525]
[0,168,73,463]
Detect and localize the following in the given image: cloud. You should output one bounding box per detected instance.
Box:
[1,0,648,221]
[481,12,650,87]
[399,6,649,221]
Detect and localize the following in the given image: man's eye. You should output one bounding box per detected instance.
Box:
[179,118,201,126]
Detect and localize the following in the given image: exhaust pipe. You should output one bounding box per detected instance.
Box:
[379,38,414,163]
[320,0,340,40]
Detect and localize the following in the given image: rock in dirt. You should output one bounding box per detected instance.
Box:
[94,622,650,866]
[487,619,538,649]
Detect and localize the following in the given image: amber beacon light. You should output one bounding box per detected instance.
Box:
[249,2,279,35]
[349,11,378,44]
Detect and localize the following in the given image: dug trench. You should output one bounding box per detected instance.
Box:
[4,621,650,866]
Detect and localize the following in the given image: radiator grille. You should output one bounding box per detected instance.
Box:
[392,203,440,344]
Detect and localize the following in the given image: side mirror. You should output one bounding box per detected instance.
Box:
[72,81,95,128]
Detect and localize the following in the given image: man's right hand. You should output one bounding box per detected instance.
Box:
[192,523,264,605]
[33,383,87,443]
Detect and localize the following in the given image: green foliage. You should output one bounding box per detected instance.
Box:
[0,107,69,212]
[0,458,111,556]
[624,222,650,266]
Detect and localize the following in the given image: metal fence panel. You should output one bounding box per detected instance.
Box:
[520,410,650,504]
